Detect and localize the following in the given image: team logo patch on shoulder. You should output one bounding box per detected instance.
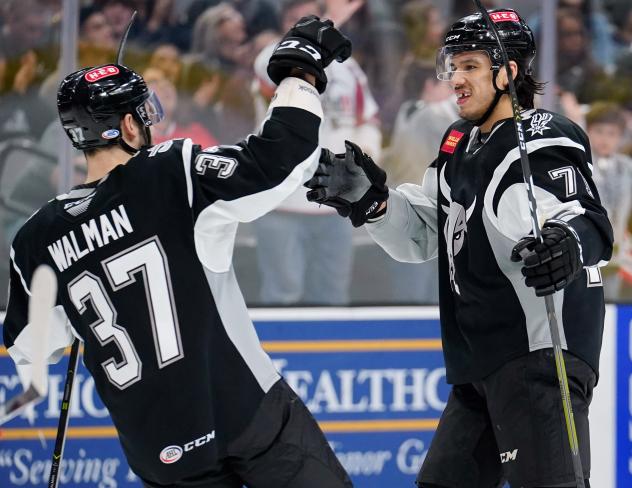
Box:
[527,113,554,136]
[441,130,465,154]
[490,11,519,22]
[84,66,120,83]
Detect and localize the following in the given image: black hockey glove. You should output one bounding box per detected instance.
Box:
[305,140,389,227]
[267,15,352,93]
[510,221,583,297]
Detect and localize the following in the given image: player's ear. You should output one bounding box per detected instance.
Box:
[509,60,518,81]
[498,61,519,90]
[120,114,138,141]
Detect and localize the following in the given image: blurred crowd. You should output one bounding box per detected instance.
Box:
[1,0,632,306]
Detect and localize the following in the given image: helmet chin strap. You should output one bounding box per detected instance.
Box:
[140,124,153,149]
[118,138,140,155]
[472,69,508,127]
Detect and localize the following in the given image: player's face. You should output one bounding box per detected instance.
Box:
[448,51,496,121]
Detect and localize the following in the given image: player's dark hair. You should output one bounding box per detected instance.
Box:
[514,64,546,109]
[83,148,100,158]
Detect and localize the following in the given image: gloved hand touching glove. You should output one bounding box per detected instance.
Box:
[304,140,389,227]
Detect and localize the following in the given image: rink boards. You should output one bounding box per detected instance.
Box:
[0,305,626,487]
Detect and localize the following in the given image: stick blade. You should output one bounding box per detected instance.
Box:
[0,384,44,425]
[27,264,57,397]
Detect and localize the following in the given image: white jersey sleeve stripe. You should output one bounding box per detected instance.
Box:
[182,138,194,208]
[10,247,31,297]
[202,267,279,393]
[193,146,320,273]
[366,172,439,263]
[481,211,569,353]
[484,136,586,239]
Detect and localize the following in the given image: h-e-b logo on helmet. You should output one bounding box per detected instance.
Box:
[84,65,120,83]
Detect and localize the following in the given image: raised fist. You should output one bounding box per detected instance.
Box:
[267,15,352,93]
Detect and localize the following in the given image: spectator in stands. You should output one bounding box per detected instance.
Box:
[136,0,212,50]
[555,7,612,104]
[401,0,446,63]
[95,0,145,43]
[141,0,179,46]
[586,102,632,300]
[144,67,218,148]
[608,2,632,61]
[190,2,250,69]
[614,55,632,154]
[76,6,119,69]
[529,0,617,72]
[251,0,380,305]
[147,43,182,84]
[186,2,256,142]
[231,0,280,38]
[380,60,457,304]
[382,60,456,201]
[148,42,224,149]
[344,0,405,115]
[0,0,56,140]
[39,5,120,112]
[166,0,224,51]
[382,0,448,135]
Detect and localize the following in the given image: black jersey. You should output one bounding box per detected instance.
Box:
[3,78,323,484]
[367,109,613,384]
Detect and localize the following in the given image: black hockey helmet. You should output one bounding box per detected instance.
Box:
[436,8,536,81]
[57,64,163,151]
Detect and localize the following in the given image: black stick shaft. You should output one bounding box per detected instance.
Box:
[48,339,81,488]
[470,2,585,487]
[116,10,137,65]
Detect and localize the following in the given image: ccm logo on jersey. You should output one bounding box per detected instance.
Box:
[490,11,519,23]
[84,66,120,83]
[441,130,464,154]
[159,431,216,464]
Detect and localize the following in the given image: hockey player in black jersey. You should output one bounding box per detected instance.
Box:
[3,16,354,488]
[306,8,613,488]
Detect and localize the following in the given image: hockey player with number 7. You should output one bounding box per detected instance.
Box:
[305,8,613,488]
[2,15,354,488]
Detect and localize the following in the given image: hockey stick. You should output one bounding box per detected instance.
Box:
[470,2,585,487]
[0,265,57,425]
[116,10,137,65]
[48,338,80,488]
